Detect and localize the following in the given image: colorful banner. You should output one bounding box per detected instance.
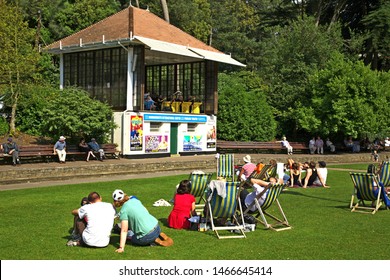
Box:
[130,115,143,151]
[145,135,169,153]
[183,135,203,151]
[206,124,216,149]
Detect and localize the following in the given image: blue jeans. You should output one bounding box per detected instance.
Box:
[131,224,161,246]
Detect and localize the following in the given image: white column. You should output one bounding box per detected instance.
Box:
[59,54,64,90]
[127,47,134,110]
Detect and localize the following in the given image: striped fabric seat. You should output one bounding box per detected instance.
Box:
[207,181,246,239]
[379,161,390,187]
[216,154,235,181]
[239,164,272,189]
[350,172,385,214]
[244,183,291,231]
[189,173,213,211]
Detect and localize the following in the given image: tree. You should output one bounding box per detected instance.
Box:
[361,1,390,70]
[39,87,116,143]
[217,71,276,141]
[210,0,261,70]
[307,52,390,140]
[0,0,41,134]
[160,0,169,22]
[258,16,344,138]
[51,0,121,39]
[169,0,212,43]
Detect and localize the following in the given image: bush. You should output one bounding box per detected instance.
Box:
[0,116,9,135]
[217,71,276,141]
[39,87,116,143]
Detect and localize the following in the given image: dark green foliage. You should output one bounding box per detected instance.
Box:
[217,71,276,141]
[16,85,57,135]
[38,87,116,143]
[308,52,390,139]
[0,117,9,135]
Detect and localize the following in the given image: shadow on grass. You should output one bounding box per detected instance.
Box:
[158,218,169,227]
[282,189,347,204]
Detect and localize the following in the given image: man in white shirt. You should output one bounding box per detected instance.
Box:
[240,177,278,213]
[68,192,116,247]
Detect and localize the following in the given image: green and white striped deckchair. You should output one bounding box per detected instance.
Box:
[244,183,291,231]
[216,153,235,181]
[239,164,272,189]
[206,181,246,239]
[189,172,213,211]
[379,161,390,188]
[350,172,383,214]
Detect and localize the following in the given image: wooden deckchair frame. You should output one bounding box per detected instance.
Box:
[243,183,291,231]
[206,181,246,239]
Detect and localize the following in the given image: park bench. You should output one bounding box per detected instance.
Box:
[216,140,309,154]
[1,143,119,164]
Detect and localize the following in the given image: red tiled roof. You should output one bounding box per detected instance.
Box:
[45,6,220,53]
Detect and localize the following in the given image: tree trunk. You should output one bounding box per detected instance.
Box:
[160,0,170,23]
[328,0,348,30]
[315,0,323,27]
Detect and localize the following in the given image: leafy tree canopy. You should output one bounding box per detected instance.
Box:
[217,71,276,141]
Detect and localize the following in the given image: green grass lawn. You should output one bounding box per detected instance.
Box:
[1,165,389,260]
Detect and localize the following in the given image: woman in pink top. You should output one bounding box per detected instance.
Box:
[238,155,256,181]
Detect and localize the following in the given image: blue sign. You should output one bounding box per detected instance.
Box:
[144,113,207,123]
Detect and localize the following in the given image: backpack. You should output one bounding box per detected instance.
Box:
[367,164,377,174]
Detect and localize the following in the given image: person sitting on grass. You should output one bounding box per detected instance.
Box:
[112,189,173,253]
[289,162,303,187]
[167,180,196,229]
[303,161,329,188]
[67,191,116,247]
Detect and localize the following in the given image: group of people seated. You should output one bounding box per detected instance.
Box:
[309,136,336,154]
[143,91,199,112]
[67,189,174,251]
[238,155,329,189]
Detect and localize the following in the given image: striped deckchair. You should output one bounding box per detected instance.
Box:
[243,183,291,231]
[379,161,390,187]
[216,153,235,181]
[239,164,272,189]
[206,181,246,239]
[189,172,213,212]
[350,172,388,214]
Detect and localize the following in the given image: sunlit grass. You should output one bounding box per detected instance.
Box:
[1,169,389,260]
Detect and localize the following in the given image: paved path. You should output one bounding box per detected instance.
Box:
[0,152,375,191]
